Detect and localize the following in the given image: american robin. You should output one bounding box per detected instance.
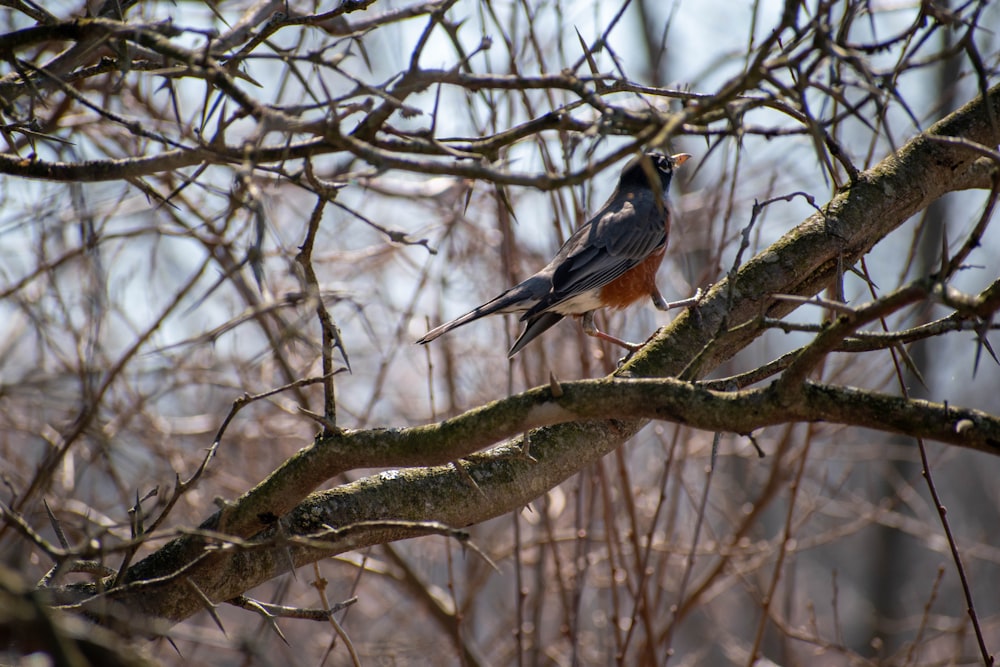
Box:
[417,151,696,358]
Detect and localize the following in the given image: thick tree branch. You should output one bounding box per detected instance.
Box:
[63,374,1000,622]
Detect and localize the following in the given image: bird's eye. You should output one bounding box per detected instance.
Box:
[655,156,671,172]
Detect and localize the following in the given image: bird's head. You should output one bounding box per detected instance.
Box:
[620,151,691,195]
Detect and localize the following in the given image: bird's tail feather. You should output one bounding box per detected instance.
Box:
[507,312,564,358]
[416,291,525,345]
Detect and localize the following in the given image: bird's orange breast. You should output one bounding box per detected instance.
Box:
[598,247,666,309]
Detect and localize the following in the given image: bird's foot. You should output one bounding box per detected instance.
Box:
[581,311,644,353]
[652,285,707,312]
[663,287,706,310]
[615,339,650,367]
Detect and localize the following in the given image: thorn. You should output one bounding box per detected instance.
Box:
[519,433,537,463]
[548,371,563,398]
[452,459,486,498]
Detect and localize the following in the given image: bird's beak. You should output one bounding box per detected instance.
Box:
[671,153,692,167]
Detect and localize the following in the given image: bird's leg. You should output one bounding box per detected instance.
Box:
[651,285,705,311]
[650,286,669,310]
[580,311,643,351]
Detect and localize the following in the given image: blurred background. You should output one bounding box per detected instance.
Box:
[1,0,999,664]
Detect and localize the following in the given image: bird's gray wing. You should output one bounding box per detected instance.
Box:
[526,189,667,316]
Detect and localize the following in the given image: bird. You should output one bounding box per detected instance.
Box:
[417,151,697,358]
